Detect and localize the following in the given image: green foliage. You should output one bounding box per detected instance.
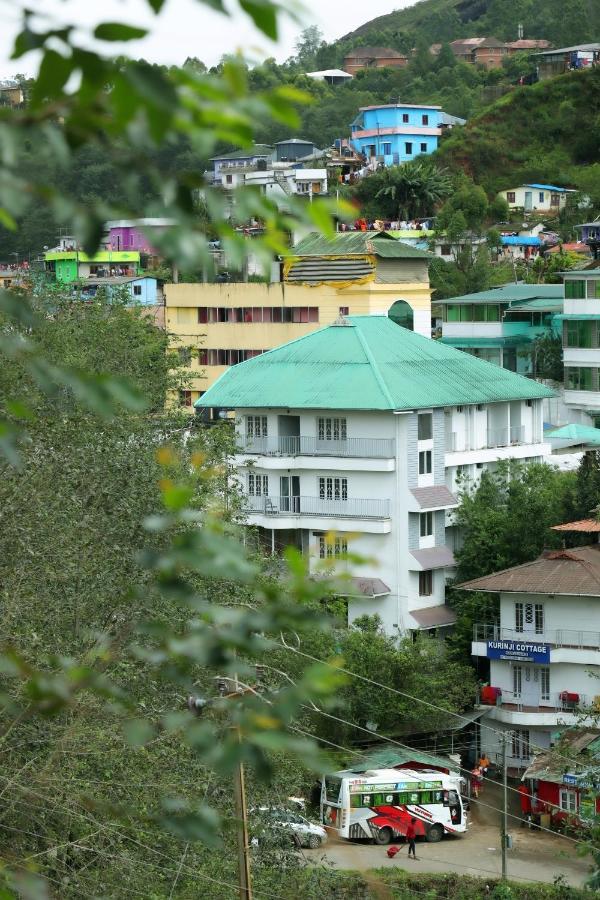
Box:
[530,332,564,380]
[353,160,453,220]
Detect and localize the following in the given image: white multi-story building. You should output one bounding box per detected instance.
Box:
[465,546,600,769]
[196,315,553,636]
[562,261,600,421]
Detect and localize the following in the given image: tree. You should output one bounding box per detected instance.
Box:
[363,160,453,220]
[574,451,600,520]
[530,332,564,380]
[294,25,325,68]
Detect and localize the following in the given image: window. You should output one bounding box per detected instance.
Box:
[422,114,429,125]
[440,244,451,256]
[559,790,577,813]
[317,417,347,442]
[246,415,268,438]
[418,450,432,475]
[540,667,550,701]
[319,477,347,501]
[418,413,433,441]
[179,390,192,407]
[506,191,516,203]
[420,511,433,537]
[402,113,409,123]
[539,192,545,203]
[198,307,208,324]
[419,570,433,596]
[247,473,269,496]
[339,306,349,316]
[133,284,142,296]
[405,142,413,155]
[588,280,600,299]
[535,604,544,634]
[420,142,427,153]
[566,367,594,391]
[565,280,586,299]
[318,534,348,559]
[226,174,233,184]
[515,602,544,634]
[177,347,192,366]
[513,665,522,697]
[512,729,529,759]
[382,142,392,155]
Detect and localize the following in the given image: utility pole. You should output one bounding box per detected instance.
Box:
[501,731,510,880]
[188,678,253,900]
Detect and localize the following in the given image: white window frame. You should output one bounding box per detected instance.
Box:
[419,570,433,596]
[419,511,433,538]
[513,665,522,698]
[318,534,348,559]
[317,417,347,442]
[417,413,433,441]
[540,666,550,701]
[247,473,269,496]
[511,729,529,759]
[246,415,268,438]
[318,477,348,501]
[418,450,432,475]
[559,790,577,813]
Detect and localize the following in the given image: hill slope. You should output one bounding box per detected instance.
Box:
[340,0,600,50]
[433,67,600,196]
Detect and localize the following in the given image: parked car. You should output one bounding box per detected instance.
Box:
[251,807,327,849]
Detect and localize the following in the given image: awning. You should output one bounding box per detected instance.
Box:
[410,605,457,629]
[311,575,390,598]
[410,547,456,570]
[410,486,458,511]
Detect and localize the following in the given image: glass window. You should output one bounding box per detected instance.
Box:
[485,305,500,322]
[422,114,429,125]
[515,602,523,631]
[350,794,362,808]
[473,305,486,322]
[317,417,347,441]
[446,305,461,322]
[246,416,268,438]
[179,390,192,407]
[535,604,544,634]
[566,367,594,391]
[539,192,545,203]
[559,790,577,813]
[513,665,522,697]
[405,142,413,155]
[382,142,392,155]
[419,570,433,596]
[566,321,593,348]
[402,113,409,123]
[133,284,142,296]
[309,307,319,322]
[419,450,432,475]
[247,473,269,496]
[272,307,282,322]
[318,534,347,559]
[420,142,427,153]
[420,511,433,537]
[540,666,550,700]
[339,306,349,316]
[198,307,208,324]
[507,192,516,203]
[319,477,347,501]
[588,281,600,299]
[565,280,586,299]
[418,413,433,441]
[262,307,273,323]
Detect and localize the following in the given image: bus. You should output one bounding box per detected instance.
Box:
[321,767,467,844]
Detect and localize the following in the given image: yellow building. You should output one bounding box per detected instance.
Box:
[166,231,433,409]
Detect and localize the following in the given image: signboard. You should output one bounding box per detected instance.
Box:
[486,640,550,663]
[563,773,578,786]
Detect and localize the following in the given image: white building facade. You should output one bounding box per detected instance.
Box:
[562,262,600,420]
[465,548,600,770]
[196,316,553,637]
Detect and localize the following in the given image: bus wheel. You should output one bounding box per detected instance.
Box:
[374,827,393,845]
[426,824,444,843]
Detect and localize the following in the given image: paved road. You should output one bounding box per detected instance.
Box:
[305,780,591,887]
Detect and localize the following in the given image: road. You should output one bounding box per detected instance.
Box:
[304,780,591,887]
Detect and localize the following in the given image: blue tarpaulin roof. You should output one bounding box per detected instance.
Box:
[501,236,543,247]
[524,184,576,193]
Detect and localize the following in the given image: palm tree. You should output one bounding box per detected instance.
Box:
[375,161,453,220]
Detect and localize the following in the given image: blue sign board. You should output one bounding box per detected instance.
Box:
[486,640,550,663]
[563,773,578,786]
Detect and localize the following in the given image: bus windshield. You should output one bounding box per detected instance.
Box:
[324,776,341,803]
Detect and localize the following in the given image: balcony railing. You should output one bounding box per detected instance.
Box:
[473,623,600,650]
[446,425,526,453]
[481,686,590,713]
[238,435,395,459]
[244,495,390,519]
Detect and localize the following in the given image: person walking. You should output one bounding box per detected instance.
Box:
[406,817,418,860]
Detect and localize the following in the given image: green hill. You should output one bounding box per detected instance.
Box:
[433,67,600,197]
[339,0,600,51]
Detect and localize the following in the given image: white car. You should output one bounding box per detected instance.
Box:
[253,807,328,849]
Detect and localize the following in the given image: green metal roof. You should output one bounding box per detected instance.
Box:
[195,315,555,412]
[348,744,458,774]
[557,314,600,320]
[211,144,273,161]
[439,284,564,305]
[291,232,433,260]
[547,424,600,446]
[441,336,530,348]
[506,297,564,313]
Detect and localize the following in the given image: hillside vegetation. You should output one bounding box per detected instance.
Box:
[434,67,600,196]
[340,0,600,50]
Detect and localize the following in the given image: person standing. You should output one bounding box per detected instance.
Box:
[406,817,418,859]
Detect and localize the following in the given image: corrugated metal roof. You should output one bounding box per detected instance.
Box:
[441,337,530,349]
[311,575,390,597]
[547,424,600,445]
[410,547,456,569]
[291,232,433,260]
[348,745,457,774]
[211,144,273,161]
[459,546,600,596]
[523,729,600,782]
[438,284,563,305]
[507,297,563,312]
[195,316,555,412]
[286,258,373,283]
[551,519,600,533]
[524,183,576,192]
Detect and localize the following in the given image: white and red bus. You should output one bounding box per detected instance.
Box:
[321,767,467,844]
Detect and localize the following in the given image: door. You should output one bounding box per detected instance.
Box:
[515,665,539,707]
[280,475,300,512]
[524,191,533,211]
[278,415,300,455]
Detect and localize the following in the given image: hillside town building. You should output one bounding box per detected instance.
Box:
[465,545,600,771]
[166,232,434,407]
[196,315,553,635]
[343,47,409,75]
[349,103,444,167]
[562,261,600,419]
[498,183,576,214]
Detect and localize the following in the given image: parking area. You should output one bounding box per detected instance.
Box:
[304,780,591,887]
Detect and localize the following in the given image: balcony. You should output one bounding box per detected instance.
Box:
[244,494,390,519]
[446,425,526,452]
[238,435,395,459]
[481,687,590,714]
[473,623,600,651]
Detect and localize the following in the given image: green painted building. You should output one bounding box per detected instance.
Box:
[438,283,563,375]
[44,250,141,283]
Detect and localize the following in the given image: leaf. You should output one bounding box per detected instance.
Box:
[239,0,278,40]
[93,23,148,41]
[30,50,73,106]
[145,0,168,10]
[0,208,16,230]
[125,62,178,113]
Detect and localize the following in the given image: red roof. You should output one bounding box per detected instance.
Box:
[547,242,591,254]
[551,519,600,532]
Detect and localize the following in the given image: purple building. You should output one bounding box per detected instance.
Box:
[576,218,600,244]
[105,218,175,254]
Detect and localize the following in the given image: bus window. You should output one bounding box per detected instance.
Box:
[408,792,419,804]
[420,791,432,804]
[448,790,462,824]
[433,790,444,803]
[362,795,372,806]
[398,792,409,804]
[324,777,341,803]
[385,794,395,804]
[350,794,362,808]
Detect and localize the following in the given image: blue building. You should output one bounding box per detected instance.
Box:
[350,103,442,166]
[79,275,163,306]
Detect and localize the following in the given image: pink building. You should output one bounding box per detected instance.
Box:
[104,218,175,254]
